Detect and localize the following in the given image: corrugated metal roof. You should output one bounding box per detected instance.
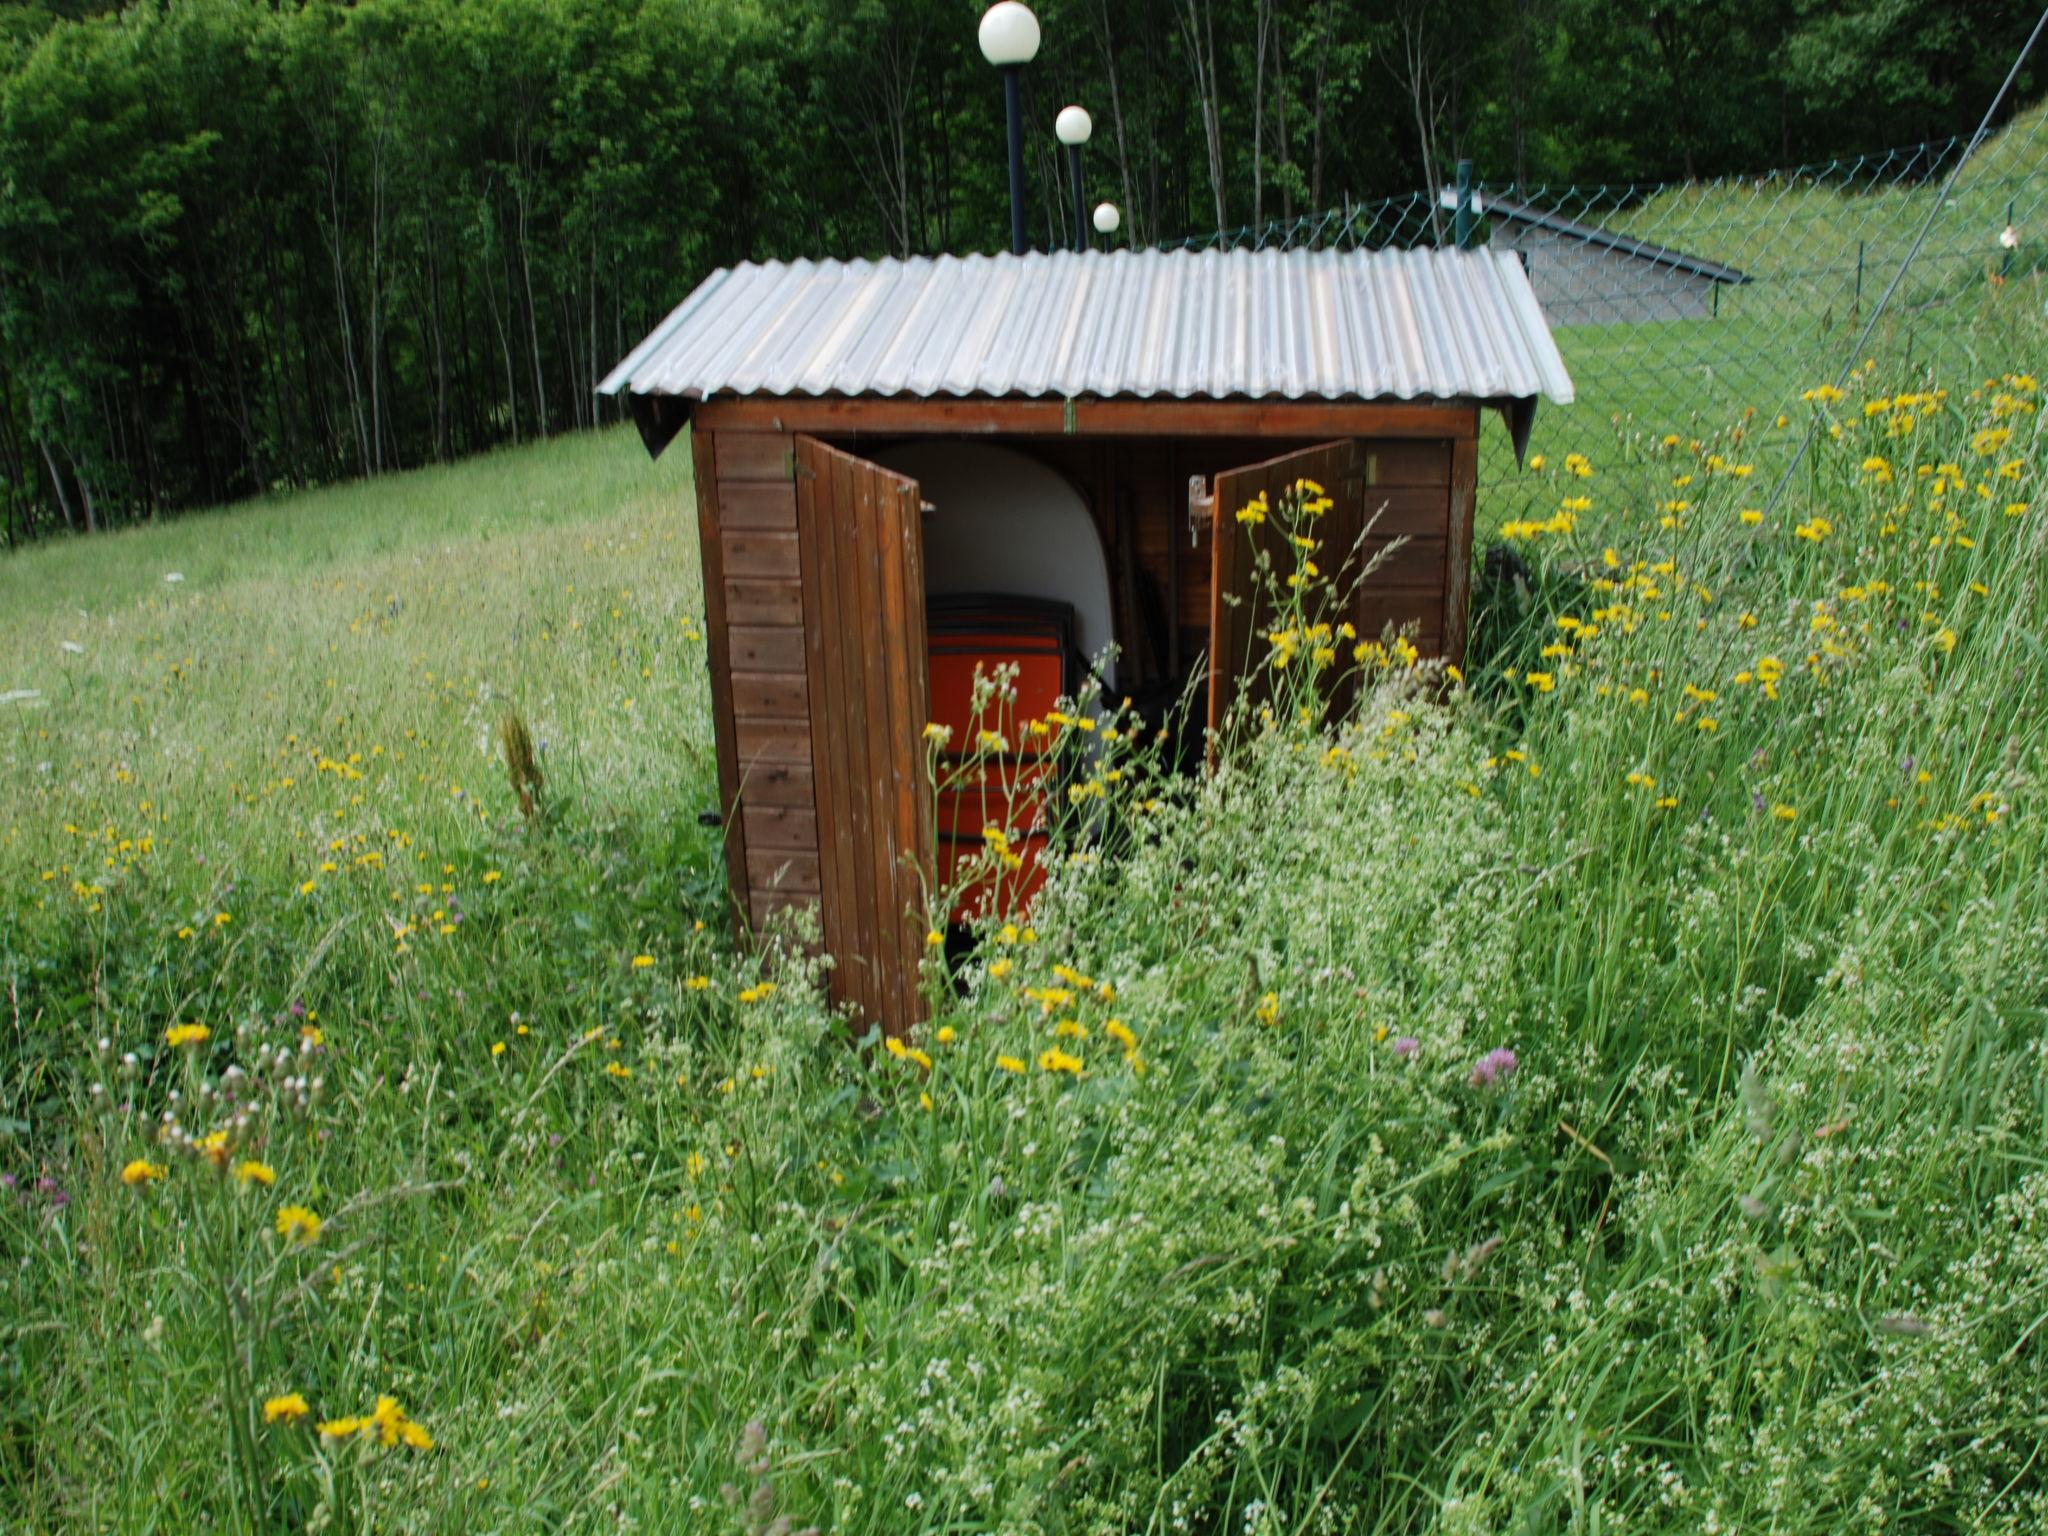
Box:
[597,245,1574,409]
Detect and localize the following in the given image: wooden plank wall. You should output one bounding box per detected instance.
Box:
[694,429,823,934]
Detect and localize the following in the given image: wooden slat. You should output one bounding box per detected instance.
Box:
[715,432,793,482]
[1444,423,1480,668]
[1354,536,1448,592]
[1359,591,1444,637]
[748,848,822,895]
[698,396,1478,440]
[738,762,814,807]
[721,531,800,579]
[750,890,817,931]
[1357,486,1454,538]
[731,671,809,719]
[875,463,932,1032]
[689,429,751,931]
[723,579,804,627]
[735,719,811,764]
[744,803,819,851]
[718,481,797,530]
[1365,441,1452,487]
[728,626,807,673]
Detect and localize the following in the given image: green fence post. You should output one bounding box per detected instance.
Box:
[1453,159,1475,250]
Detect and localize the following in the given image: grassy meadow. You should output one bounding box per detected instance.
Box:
[6,299,2048,1535]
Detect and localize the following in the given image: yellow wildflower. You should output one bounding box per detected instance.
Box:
[263,1394,310,1426]
[368,1395,433,1450]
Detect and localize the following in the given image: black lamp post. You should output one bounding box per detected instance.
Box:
[1056,106,1091,252]
[978,3,1041,255]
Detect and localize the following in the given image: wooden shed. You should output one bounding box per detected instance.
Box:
[598,245,1573,1031]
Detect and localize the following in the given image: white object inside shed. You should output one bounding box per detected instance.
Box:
[869,440,1116,688]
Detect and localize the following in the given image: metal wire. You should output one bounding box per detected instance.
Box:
[1759,4,2048,514]
[1165,91,2048,509]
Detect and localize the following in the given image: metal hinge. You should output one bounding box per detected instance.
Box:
[1186,475,1214,548]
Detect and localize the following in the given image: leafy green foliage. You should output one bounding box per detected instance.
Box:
[0,0,2042,544]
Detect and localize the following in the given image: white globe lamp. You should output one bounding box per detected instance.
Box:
[980,4,1041,254]
[977,2,1040,65]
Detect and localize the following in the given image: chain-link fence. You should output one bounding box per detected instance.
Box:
[1169,100,2048,495]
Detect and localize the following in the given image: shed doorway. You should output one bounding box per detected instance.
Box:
[865,440,1114,930]
[869,441,1116,690]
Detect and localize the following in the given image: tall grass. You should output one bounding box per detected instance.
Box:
[3,334,2046,1533]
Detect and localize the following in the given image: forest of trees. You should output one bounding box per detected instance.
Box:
[0,0,2037,542]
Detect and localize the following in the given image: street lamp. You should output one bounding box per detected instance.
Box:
[1055,105,1092,253]
[1092,201,1121,248]
[978,2,1041,256]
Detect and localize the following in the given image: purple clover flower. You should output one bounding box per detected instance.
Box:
[1391,1036,1420,1059]
[1469,1046,1519,1089]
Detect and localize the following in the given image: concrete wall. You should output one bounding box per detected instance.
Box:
[1496,224,1722,326]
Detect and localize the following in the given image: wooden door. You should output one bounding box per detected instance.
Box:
[792,435,935,1034]
[1205,439,1373,735]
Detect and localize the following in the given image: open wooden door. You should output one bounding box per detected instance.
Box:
[1204,439,1372,735]
[792,435,935,1035]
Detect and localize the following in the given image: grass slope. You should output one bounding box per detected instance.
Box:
[4,330,2048,1534]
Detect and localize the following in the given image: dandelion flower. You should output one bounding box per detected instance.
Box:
[317,1416,365,1444]
[164,1023,210,1048]
[120,1159,166,1186]
[276,1205,323,1245]
[685,975,711,991]
[263,1393,310,1426]
[368,1395,433,1450]
[995,1054,1027,1075]
[631,954,655,969]
[1037,1047,1083,1076]
[233,1159,276,1187]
